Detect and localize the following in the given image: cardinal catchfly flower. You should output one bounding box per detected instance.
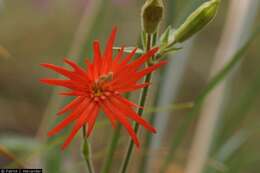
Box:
[41,28,166,149]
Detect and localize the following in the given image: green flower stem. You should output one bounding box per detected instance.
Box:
[101,125,122,173]
[119,33,153,173]
[138,32,159,173]
[82,125,95,173]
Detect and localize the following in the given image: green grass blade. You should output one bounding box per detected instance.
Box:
[160,27,260,173]
[205,129,250,173]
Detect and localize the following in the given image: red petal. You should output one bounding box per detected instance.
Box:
[112,48,137,75]
[100,102,117,128]
[104,27,117,58]
[62,102,97,150]
[117,83,150,93]
[102,27,117,74]
[93,40,102,78]
[59,91,86,97]
[64,58,87,76]
[40,78,85,91]
[120,48,137,66]
[114,95,144,109]
[41,63,74,79]
[103,101,140,147]
[134,60,167,80]
[57,96,84,115]
[48,98,91,137]
[112,60,166,87]
[109,97,156,133]
[86,106,99,136]
[112,46,125,71]
[128,47,158,70]
[114,46,125,63]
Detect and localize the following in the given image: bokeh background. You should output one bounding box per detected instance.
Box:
[0,0,259,173]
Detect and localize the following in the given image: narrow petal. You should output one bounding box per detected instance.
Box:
[113,46,125,63]
[57,96,84,115]
[112,46,125,71]
[112,60,167,87]
[134,61,167,81]
[120,48,137,66]
[117,83,150,93]
[86,106,99,136]
[127,47,159,70]
[64,58,87,76]
[113,95,144,109]
[48,98,90,136]
[104,27,117,60]
[41,63,75,79]
[93,40,102,77]
[102,27,117,74]
[103,101,140,147]
[59,91,86,97]
[100,102,117,128]
[109,98,156,133]
[113,49,160,84]
[62,102,96,150]
[40,78,86,91]
[112,48,137,75]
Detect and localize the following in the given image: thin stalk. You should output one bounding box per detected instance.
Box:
[101,125,122,173]
[82,125,95,173]
[119,34,153,173]
[138,33,159,173]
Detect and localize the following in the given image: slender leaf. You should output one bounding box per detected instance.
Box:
[160,27,260,173]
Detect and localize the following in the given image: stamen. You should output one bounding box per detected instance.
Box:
[104,92,111,96]
[100,95,106,100]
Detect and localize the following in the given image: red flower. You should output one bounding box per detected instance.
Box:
[41,28,166,149]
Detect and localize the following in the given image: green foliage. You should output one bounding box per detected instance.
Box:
[0,135,40,155]
[160,27,260,173]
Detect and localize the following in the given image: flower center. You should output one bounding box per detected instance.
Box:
[92,72,113,97]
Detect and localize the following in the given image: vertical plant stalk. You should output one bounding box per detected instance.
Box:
[119,34,153,173]
[184,1,259,173]
[82,125,95,173]
[101,125,122,173]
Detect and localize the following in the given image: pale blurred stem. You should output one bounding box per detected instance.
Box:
[184,1,259,173]
[82,125,95,173]
[119,33,154,173]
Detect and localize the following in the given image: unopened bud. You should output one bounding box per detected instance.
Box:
[173,0,220,43]
[141,0,164,34]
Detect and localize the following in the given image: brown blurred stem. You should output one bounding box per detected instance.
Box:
[0,145,25,168]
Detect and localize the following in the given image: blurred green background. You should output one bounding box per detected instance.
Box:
[0,0,259,173]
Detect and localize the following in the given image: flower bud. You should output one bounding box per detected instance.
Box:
[173,0,220,43]
[141,0,164,34]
